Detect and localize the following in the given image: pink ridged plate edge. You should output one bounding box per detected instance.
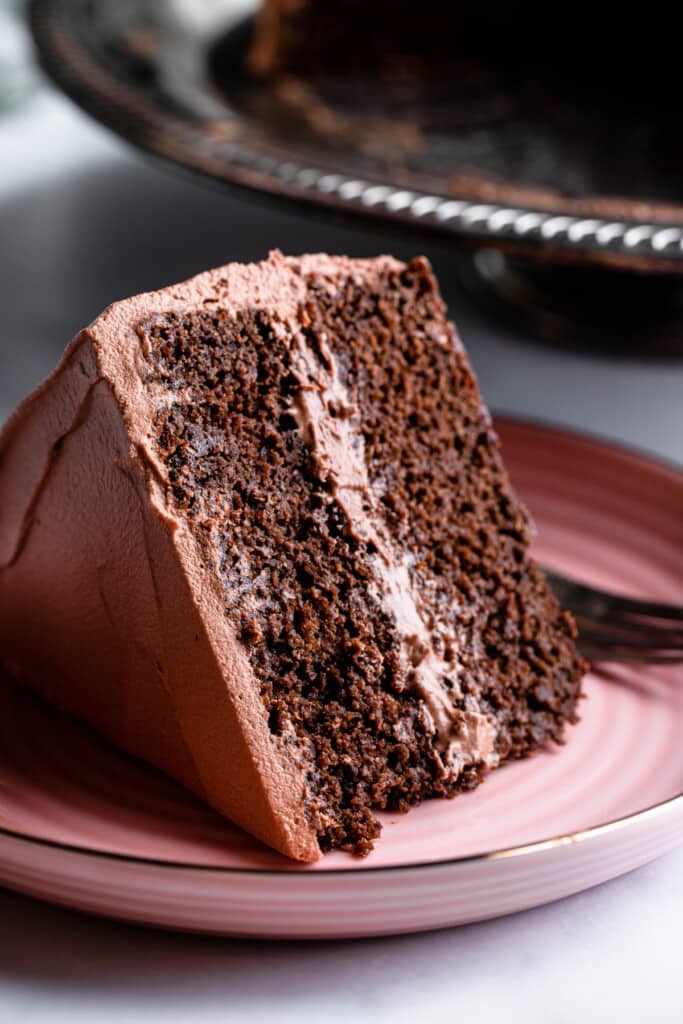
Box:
[0,417,681,938]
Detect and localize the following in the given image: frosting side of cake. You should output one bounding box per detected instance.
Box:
[0,265,327,862]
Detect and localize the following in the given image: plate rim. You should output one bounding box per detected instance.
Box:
[28,0,683,273]
[0,792,682,878]
[1,414,681,878]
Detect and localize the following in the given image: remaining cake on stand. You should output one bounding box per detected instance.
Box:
[248,0,467,77]
[0,252,583,861]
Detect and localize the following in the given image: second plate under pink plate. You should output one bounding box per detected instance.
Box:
[0,417,681,937]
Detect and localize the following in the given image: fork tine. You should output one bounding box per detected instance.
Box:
[596,598,683,624]
[577,624,683,652]
[541,567,683,624]
[578,643,683,665]
[574,615,683,646]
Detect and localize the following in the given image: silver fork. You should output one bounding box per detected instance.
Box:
[541,567,683,664]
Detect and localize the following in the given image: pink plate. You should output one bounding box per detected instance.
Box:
[0,418,681,938]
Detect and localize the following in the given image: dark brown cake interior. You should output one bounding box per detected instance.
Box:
[142,257,582,854]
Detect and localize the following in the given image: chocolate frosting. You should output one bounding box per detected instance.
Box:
[288,323,497,774]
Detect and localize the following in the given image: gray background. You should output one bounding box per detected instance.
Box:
[0,86,681,1023]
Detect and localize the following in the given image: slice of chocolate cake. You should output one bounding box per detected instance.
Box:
[0,252,583,861]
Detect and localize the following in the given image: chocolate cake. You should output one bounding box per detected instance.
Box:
[247,2,666,101]
[248,1,529,79]
[0,252,583,861]
[247,0,458,77]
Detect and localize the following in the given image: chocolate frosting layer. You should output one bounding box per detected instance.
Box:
[288,323,497,774]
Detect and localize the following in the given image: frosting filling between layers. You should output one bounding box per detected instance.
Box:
[287,324,498,777]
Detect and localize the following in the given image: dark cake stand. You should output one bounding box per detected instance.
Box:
[457,253,683,358]
[29,0,683,355]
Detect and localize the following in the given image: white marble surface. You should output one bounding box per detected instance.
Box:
[0,86,682,1024]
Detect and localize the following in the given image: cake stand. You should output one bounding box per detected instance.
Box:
[29,0,683,345]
